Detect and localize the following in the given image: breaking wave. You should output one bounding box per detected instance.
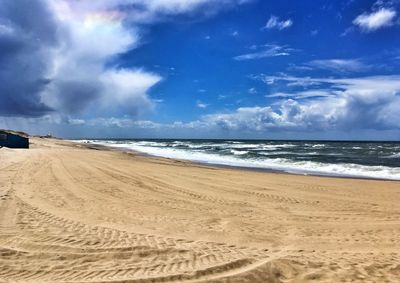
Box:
[75,139,400,180]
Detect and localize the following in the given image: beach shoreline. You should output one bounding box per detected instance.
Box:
[77,139,400,182]
[1,137,399,282]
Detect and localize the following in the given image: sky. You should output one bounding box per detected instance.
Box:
[1,0,400,140]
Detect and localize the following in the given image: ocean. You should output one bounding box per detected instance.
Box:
[77,139,400,180]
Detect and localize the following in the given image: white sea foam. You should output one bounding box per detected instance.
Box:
[385,153,400,159]
[230,149,249,155]
[228,144,261,149]
[86,140,400,180]
[258,151,291,156]
[311,144,326,148]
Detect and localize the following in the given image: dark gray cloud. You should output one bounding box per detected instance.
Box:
[0,0,167,119]
[0,0,58,117]
[50,79,101,114]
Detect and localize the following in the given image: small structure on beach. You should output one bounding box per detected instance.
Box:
[0,130,29,149]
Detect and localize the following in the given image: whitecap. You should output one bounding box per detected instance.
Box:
[384,153,400,159]
[230,149,249,155]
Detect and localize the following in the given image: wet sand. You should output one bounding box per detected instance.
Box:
[0,137,399,282]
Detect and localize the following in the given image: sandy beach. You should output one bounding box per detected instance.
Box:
[0,137,399,282]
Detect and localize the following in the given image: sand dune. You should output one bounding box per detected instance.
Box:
[0,138,400,282]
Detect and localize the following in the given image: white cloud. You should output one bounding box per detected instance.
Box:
[133,0,250,16]
[248,88,257,94]
[68,118,86,125]
[101,69,162,116]
[353,8,397,32]
[263,15,293,30]
[139,0,222,13]
[240,75,400,131]
[267,90,334,99]
[307,59,370,73]
[60,0,252,24]
[252,74,321,87]
[196,101,209,108]
[234,44,292,61]
[86,117,162,129]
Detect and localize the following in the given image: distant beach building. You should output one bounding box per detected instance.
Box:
[0,130,29,149]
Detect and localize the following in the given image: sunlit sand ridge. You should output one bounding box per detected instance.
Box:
[0,138,399,282]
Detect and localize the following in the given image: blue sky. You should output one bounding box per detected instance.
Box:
[1,0,400,139]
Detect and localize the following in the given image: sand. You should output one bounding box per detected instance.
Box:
[0,137,399,282]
